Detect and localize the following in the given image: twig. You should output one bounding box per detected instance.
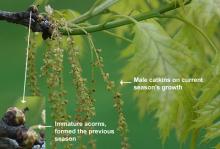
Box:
[0,1,192,37]
[61,0,192,35]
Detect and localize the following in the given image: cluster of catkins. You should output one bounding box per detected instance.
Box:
[0,107,44,149]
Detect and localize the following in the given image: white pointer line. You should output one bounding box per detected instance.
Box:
[38,125,53,129]
[21,11,32,104]
[120,80,132,86]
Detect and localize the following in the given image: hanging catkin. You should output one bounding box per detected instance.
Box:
[67,36,96,149]
[88,35,129,149]
[27,34,41,96]
[41,28,70,149]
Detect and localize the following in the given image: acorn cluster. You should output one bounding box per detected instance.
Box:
[0,107,44,149]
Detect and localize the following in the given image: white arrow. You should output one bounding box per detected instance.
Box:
[120,80,132,86]
[38,125,53,129]
[21,12,32,104]
[21,97,27,103]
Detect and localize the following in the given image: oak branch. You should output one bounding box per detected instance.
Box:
[0,0,191,39]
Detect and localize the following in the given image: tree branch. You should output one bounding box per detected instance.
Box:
[0,1,192,38]
[0,6,53,39]
[61,0,192,35]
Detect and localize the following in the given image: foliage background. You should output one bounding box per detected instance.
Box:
[0,0,219,149]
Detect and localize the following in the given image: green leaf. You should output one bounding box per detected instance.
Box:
[121,20,196,142]
[100,0,155,37]
[173,25,211,69]
[204,121,220,142]
[120,44,135,58]
[195,75,220,108]
[166,0,186,12]
[121,20,194,80]
[190,0,220,26]
[192,55,220,147]
[194,95,220,128]
[33,0,49,5]
[175,86,195,142]
[172,0,220,63]
[216,143,220,149]
[53,9,80,21]
[196,55,220,108]
[92,0,119,16]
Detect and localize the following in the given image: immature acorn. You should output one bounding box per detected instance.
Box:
[16,128,38,148]
[3,107,27,126]
[23,129,38,148]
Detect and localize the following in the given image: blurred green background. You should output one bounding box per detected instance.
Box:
[0,0,219,149]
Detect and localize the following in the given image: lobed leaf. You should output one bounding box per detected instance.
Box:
[194,95,220,128]
[204,121,220,142]
[121,20,197,142]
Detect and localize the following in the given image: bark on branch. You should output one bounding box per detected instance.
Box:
[0,6,53,39]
